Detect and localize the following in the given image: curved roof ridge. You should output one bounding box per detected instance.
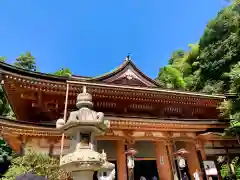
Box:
[0,61,69,81]
[71,56,161,87]
[71,57,130,81]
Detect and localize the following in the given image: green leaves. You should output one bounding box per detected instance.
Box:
[53,67,72,77]
[14,52,37,71]
[0,137,12,177]
[219,157,240,179]
[156,3,240,177]
[2,149,69,180]
[157,65,185,90]
[157,2,240,95]
[0,138,12,162]
[156,44,200,91]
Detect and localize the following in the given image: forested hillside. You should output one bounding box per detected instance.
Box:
[156,2,240,178]
[157,1,240,133]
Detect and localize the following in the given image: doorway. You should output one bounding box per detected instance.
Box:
[133,160,159,180]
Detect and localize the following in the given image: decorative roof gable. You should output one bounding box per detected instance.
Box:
[90,56,160,88]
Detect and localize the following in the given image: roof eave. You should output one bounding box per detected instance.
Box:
[0,62,69,82]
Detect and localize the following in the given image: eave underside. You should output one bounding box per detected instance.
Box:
[0,117,228,137]
[2,73,224,123]
[0,117,232,154]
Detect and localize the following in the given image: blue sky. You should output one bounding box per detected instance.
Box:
[0,0,228,78]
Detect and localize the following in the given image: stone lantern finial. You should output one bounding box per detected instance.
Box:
[76,86,93,109]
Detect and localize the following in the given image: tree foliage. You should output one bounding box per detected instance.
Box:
[2,149,69,180]
[156,2,240,177]
[156,2,240,124]
[0,56,6,63]
[0,87,12,117]
[218,156,240,179]
[53,67,72,77]
[14,52,37,71]
[157,2,240,93]
[0,137,12,177]
[0,138,12,163]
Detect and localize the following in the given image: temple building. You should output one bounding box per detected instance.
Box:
[0,56,239,180]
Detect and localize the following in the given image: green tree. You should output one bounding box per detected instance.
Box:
[0,138,12,162]
[157,65,186,89]
[157,1,240,177]
[13,52,37,71]
[0,87,13,176]
[156,44,200,90]
[0,87,11,117]
[54,68,72,77]
[0,138,12,177]
[0,56,6,63]
[2,149,69,180]
[157,2,240,94]
[0,56,14,177]
[218,156,240,179]
[168,49,185,65]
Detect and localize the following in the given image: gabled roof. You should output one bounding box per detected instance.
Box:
[72,56,160,87]
[92,56,160,87]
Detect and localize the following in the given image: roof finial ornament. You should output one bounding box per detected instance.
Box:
[125,53,131,62]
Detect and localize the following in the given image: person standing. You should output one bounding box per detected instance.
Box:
[182,172,189,180]
[152,176,157,180]
[193,169,200,180]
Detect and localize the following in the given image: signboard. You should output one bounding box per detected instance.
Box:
[203,161,218,176]
[160,156,164,165]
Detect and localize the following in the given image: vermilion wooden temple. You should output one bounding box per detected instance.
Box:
[0,57,239,180]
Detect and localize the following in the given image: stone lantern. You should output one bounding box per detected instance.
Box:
[56,86,110,180]
[97,150,115,180]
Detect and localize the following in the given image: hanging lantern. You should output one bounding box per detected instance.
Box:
[177,156,186,169]
[125,148,137,156]
[125,148,137,170]
[173,148,189,158]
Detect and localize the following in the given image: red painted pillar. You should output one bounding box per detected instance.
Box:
[116,140,127,180]
[155,141,173,180]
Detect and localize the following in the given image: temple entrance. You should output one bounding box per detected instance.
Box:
[133,160,159,180]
